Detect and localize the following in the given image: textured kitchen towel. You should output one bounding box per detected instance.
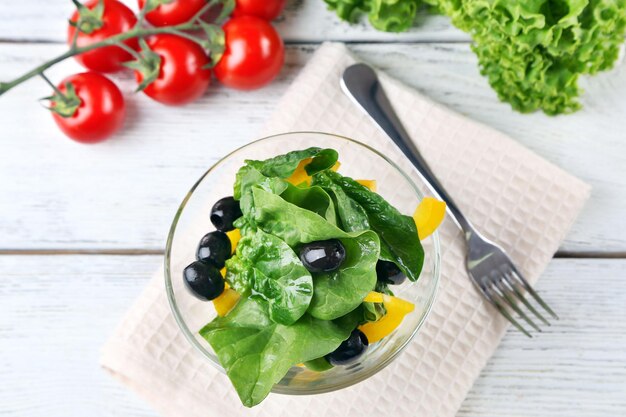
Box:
[101,42,590,417]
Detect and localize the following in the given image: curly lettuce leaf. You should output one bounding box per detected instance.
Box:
[369,0,420,32]
[325,0,626,115]
[426,0,626,114]
[324,0,369,21]
[325,0,420,31]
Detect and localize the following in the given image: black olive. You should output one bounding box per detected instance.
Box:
[210,196,242,232]
[325,329,369,366]
[183,260,225,301]
[299,239,346,273]
[196,231,231,268]
[376,260,406,285]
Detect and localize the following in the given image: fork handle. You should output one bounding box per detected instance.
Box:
[341,63,475,235]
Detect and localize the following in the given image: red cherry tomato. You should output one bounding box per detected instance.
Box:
[233,0,287,21]
[67,0,138,73]
[137,0,206,26]
[51,72,126,144]
[214,16,284,90]
[135,34,211,106]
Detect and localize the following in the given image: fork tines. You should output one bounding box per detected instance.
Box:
[485,268,558,337]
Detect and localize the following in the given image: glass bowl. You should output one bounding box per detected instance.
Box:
[165,131,440,396]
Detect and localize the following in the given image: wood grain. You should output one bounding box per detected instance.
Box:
[1,43,625,253]
[0,255,623,416]
[0,0,467,43]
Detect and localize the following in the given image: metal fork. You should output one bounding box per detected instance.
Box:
[341,63,558,336]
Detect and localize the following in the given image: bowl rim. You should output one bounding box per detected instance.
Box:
[164,131,441,395]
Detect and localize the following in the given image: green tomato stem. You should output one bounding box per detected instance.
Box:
[191,0,217,23]
[135,0,151,28]
[69,24,81,50]
[0,23,200,97]
[38,72,65,97]
[114,40,144,61]
[169,29,205,45]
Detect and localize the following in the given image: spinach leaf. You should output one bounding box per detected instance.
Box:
[200,298,359,407]
[312,173,369,232]
[251,188,380,320]
[318,171,424,282]
[303,357,333,372]
[233,165,288,218]
[303,148,339,175]
[245,147,338,179]
[362,301,386,323]
[225,228,313,325]
[280,183,337,225]
[307,232,379,320]
[375,280,394,296]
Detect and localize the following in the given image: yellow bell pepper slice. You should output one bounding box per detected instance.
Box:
[359,294,415,344]
[214,231,242,316]
[356,179,377,192]
[363,291,384,303]
[413,197,446,240]
[287,158,313,186]
[213,282,241,317]
[330,161,341,172]
[226,228,240,254]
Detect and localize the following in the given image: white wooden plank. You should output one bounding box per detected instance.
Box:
[0,0,467,43]
[0,256,624,416]
[0,43,625,252]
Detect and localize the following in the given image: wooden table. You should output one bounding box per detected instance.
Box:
[1,2,625,416]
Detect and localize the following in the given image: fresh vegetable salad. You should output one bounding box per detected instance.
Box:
[182,147,445,407]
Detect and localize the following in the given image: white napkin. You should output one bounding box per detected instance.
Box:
[101,42,590,417]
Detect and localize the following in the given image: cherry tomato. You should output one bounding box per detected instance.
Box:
[233,0,286,20]
[135,34,211,106]
[137,0,206,26]
[68,0,138,73]
[214,16,284,90]
[51,72,125,144]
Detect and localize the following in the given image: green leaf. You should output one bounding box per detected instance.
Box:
[375,279,394,296]
[368,0,420,33]
[251,188,380,320]
[303,148,339,175]
[245,147,338,179]
[303,357,334,372]
[280,183,337,225]
[233,165,288,219]
[323,0,369,22]
[233,149,338,221]
[312,172,369,232]
[326,0,626,114]
[427,0,626,114]
[317,171,424,282]
[225,228,313,325]
[200,298,359,407]
[362,301,386,323]
[234,165,288,201]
